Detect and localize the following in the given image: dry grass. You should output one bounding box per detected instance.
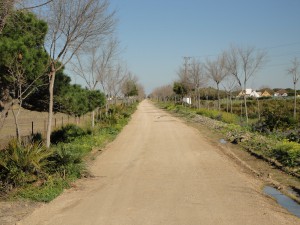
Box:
[0,108,90,149]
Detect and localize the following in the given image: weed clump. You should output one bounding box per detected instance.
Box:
[50,124,87,144]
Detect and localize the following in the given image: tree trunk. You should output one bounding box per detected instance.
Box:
[12,82,23,143]
[46,67,56,148]
[105,101,109,117]
[257,98,261,121]
[226,95,229,113]
[244,94,248,124]
[11,101,21,143]
[240,99,243,118]
[91,110,95,128]
[230,92,233,113]
[198,92,201,109]
[217,83,220,111]
[294,83,297,119]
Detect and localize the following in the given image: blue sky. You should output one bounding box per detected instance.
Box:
[108,0,300,94]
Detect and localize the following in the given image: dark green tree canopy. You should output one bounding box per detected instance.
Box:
[23,68,70,111]
[0,10,49,94]
[55,84,106,117]
[173,82,188,97]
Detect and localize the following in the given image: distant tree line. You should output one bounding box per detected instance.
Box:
[151,46,299,123]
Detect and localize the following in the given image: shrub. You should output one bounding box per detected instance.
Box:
[196,108,220,120]
[283,129,300,143]
[32,132,43,143]
[221,112,240,124]
[50,124,86,144]
[1,103,137,201]
[47,144,85,179]
[197,109,239,124]
[0,140,51,187]
[271,141,300,167]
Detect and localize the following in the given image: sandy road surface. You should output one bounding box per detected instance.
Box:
[18,100,299,225]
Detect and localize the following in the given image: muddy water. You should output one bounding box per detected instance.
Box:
[264,186,300,218]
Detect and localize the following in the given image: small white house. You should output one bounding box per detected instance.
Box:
[250,90,261,98]
[237,89,261,98]
[183,97,192,105]
[274,89,288,97]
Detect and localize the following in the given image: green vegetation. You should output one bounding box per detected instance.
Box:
[50,124,89,144]
[0,103,138,202]
[157,101,300,176]
[272,141,300,168]
[196,108,240,124]
[0,10,49,90]
[0,2,142,203]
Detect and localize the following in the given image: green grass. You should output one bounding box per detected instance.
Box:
[1,103,138,202]
[16,178,69,202]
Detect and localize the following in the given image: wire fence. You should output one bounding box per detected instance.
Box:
[0,99,137,149]
[0,111,92,149]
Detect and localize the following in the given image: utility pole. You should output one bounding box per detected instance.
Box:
[183,56,191,80]
[183,56,191,106]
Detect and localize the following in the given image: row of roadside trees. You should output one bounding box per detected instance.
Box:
[0,0,144,148]
[151,46,299,123]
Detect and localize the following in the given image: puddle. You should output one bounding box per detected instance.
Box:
[219,139,227,144]
[263,186,300,218]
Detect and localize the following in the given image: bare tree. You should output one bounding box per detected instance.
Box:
[5,53,47,142]
[177,68,193,93]
[88,38,120,115]
[16,0,54,10]
[0,0,14,33]
[107,63,127,103]
[189,58,206,108]
[72,50,99,127]
[0,0,53,33]
[225,46,266,123]
[222,75,238,113]
[205,53,227,111]
[151,85,173,102]
[71,37,119,126]
[288,57,300,119]
[42,0,116,148]
[96,38,119,94]
[137,83,145,100]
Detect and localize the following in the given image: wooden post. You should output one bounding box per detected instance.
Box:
[32,121,34,135]
[44,120,46,136]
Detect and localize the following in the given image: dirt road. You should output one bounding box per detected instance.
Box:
[17,100,299,225]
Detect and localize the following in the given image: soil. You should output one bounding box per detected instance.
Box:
[186,119,300,202]
[1,100,299,225]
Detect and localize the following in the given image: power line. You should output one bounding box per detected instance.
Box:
[188,41,300,60]
[260,41,300,50]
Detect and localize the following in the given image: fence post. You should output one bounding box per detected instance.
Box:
[62,117,64,127]
[32,121,34,135]
[44,120,46,136]
[55,118,57,128]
